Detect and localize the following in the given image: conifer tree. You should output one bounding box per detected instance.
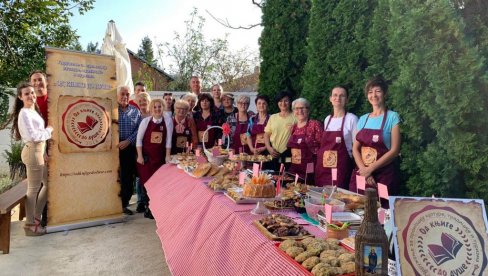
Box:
[259,0,311,112]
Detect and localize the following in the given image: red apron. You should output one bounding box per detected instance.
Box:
[137,119,166,185]
[287,122,316,180]
[195,113,215,149]
[315,115,353,188]
[349,111,399,195]
[250,114,269,149]
[171,117,193,154]
[232,113,250,154]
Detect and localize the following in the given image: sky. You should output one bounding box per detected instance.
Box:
[70,0,263,61]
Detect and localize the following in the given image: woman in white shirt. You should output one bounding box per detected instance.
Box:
[11,82,53,236]
[315,86,358,188]
[136,99,173,218]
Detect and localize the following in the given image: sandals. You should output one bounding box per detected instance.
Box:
[24,218,46,236]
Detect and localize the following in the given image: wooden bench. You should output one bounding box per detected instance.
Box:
[0,180,27,254]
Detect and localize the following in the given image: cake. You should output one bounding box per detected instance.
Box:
[242,173,276,198]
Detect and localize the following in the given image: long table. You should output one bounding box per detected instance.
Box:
[145,164,325,276]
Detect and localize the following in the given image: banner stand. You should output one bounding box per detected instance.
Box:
[47,214,124,233]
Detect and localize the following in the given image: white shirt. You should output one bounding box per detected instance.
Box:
[323,113,358,157]
[136,115,173,148]
[18,108,52,143]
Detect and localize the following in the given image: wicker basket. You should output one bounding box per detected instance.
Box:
[202,126,230,165]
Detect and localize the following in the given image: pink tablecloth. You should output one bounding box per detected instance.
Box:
[145,164,323,276]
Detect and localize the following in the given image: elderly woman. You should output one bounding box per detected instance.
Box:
[351,76,401,196]
[211,84,223,110]
[264,91,297,171]
[136,92,151,118]
[231,95,254,154]
[171,100,199,154]
[287,98,323,180]
[181,93,198,117]
[136,99,173,218]
[193,93,220,149]
[315,86,358,187]
[247,95,270,155]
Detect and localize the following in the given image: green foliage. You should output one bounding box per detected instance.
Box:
[2,140,26,181]
[387,0,488,200]
[137,36,157,66]
[302,0,380,120]
[86,41,100,54]
[259,0,311,112]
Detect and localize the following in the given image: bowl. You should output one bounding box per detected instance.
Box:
[324,198,345,212]
[304,197,324,220]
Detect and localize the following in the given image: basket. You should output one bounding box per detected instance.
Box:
[203,126,230,165]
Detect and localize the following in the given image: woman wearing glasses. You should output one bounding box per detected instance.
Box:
[171,100,198,154]
[315,86,358,187]
[231,95,254,154]
[264,91,296,171]
[287,98,323,180]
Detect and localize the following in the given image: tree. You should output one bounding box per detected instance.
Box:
[0,0,94,128]
[86,41,100,54]
[137,36,157,66]
[387,0,488,200]
[157,8,228,91]
[212,48,260,92]
[258,0,311,112]
[301,0,377,120]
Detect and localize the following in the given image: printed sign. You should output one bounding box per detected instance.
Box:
[390,197,488,276]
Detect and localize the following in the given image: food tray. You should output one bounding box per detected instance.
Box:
[273,243,355,276]
[224,190,259,204]
[317,212,362,223]
[253,220,313,241]
[264,201,295,210]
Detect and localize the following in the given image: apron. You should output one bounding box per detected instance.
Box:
[137,119,166,186]
[315,114,353,188]
[171,117,192,154]
[196,113,215,149]
[287,122,316,180]
[232,113,250,154]
[250,114,269,149]
[349,111,399,196]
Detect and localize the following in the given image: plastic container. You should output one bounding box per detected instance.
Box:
[304,197,324,220]
[324,198,346,212]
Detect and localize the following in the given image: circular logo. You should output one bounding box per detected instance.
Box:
[61,99,110,148]
[402,205,487,276]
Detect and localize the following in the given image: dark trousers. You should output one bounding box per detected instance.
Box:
[119,145,136,208]
[268,148,291,172]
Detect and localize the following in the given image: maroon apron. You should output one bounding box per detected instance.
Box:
[287,122,316,180]
[315,115,353,188]
[250,114,269,149]
[137,119,166,185]
[171,117,193,154]
[232,113,250,154]
[349,111,399,195]
[195,113,215,149]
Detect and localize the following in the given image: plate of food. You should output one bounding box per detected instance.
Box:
[208,174,238,192]
[225,187,260,204]
[254,214,313,240]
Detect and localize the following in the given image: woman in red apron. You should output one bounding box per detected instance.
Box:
[193,93,218,149]
[232,95,254,154]
[315,87,358,188]
[287,98,323,180]
[247,95,270,155]
[171,100,199,154]
[351,77,401,200]
[136,99,173,218]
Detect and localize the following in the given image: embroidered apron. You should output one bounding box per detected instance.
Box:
[196,113,215,149]
[287,122,315,180]
[171,117,192,154]
[315,115,353,188]
[232,113,250,154]
[137,119,166,186]
[349,112,399,195]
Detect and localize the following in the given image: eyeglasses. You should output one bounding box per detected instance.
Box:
[238,102,249,105]
[294,107,308,111]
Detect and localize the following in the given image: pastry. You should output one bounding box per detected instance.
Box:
[192,163,211,177]
[242,173,275,198]
[302,256,320,271]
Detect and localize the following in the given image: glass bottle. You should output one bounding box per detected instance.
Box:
[355,188,389,276]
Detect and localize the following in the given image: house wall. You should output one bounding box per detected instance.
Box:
[129,54,171,91]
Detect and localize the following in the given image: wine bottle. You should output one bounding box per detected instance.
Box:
[355,188,389,275]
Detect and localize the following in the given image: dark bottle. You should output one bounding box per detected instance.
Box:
[355,188,389,276]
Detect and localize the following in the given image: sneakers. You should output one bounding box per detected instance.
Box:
[144,208,154,219]
[136,203,145,213]
[123,207,134,215]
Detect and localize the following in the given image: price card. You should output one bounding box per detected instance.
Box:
[239,172,246,186]
[324,204,333,223]
[280,163,285,173]
[186,141,189,148]
[378,208,386,224]
[306,162,314,174]
[190,143,193,150]
[253,163,260,177]
[378,183,389,200]
[218,139,222,146]
[356,175,366,192]
[229,151,234,159]
[276,179,281,195]
[294,173,299,185]
[195,148,201,157]
[212,147,220,157]
[331,168,337,181]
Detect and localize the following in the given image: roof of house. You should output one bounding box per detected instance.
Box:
[127,49,174,81]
